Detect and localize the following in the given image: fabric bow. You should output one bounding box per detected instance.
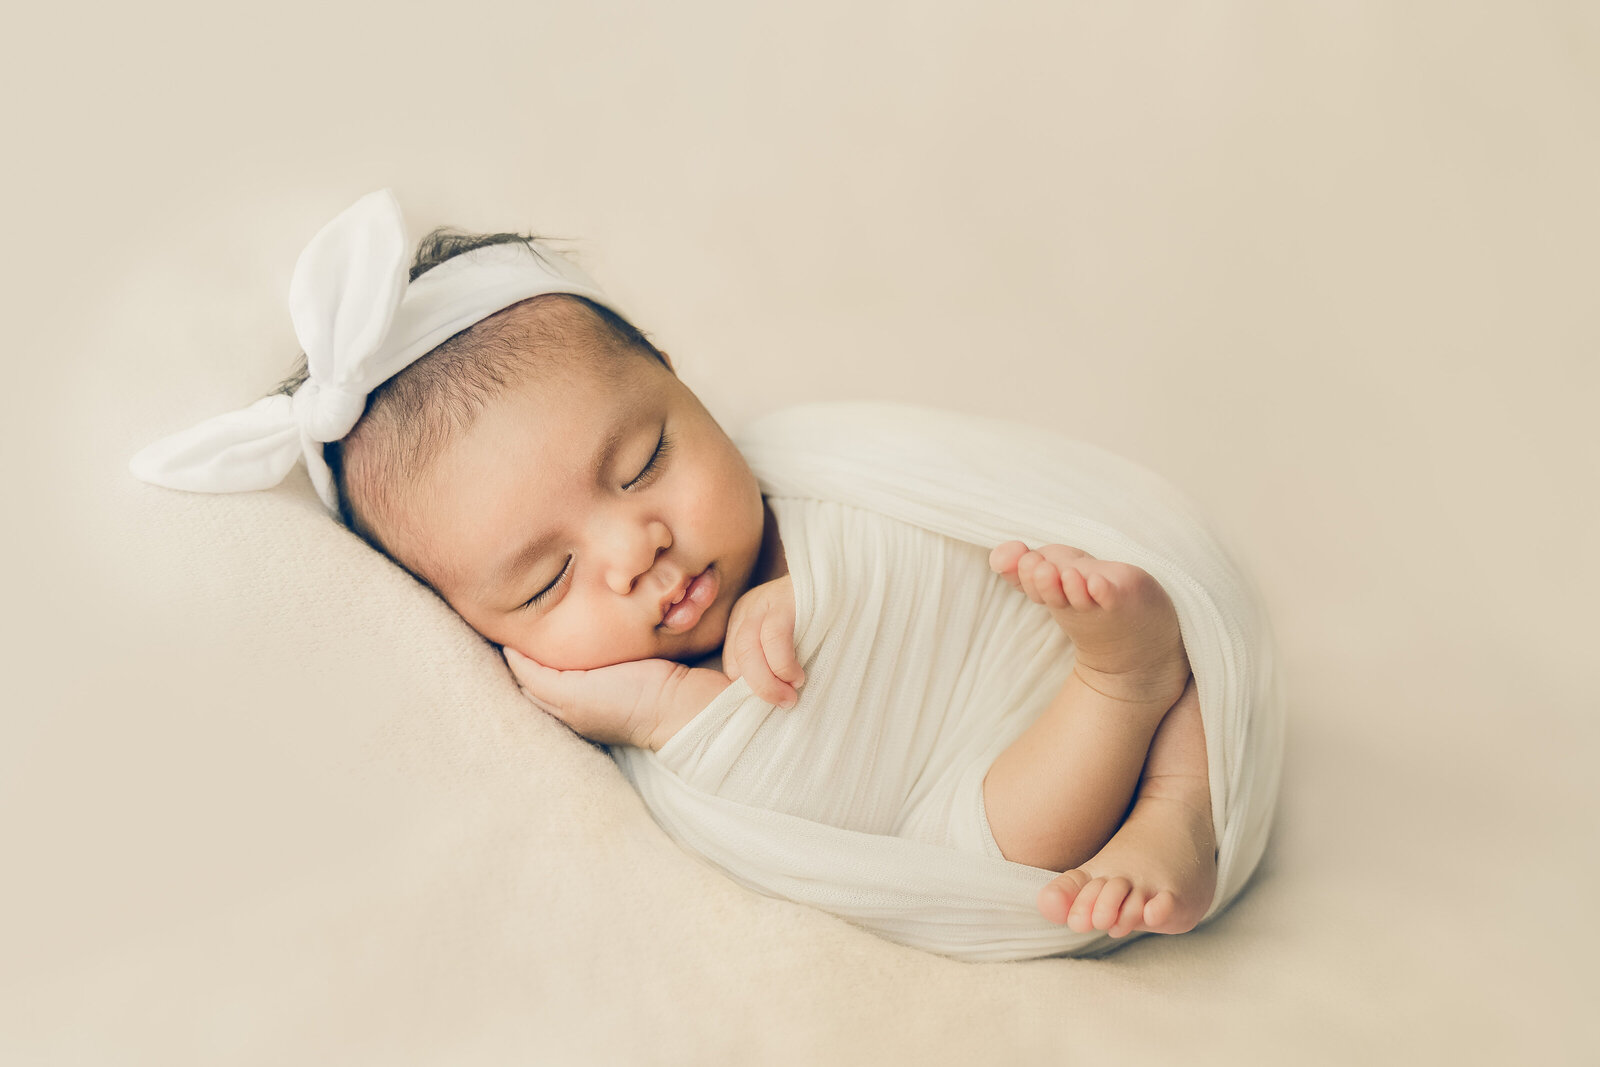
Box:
[129,188,409,511]
[130,188,620,514]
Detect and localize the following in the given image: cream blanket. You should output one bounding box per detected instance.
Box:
[612,402,1284,962]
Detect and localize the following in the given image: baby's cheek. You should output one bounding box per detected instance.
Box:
[534,610,658,672]
[506,618,582,672]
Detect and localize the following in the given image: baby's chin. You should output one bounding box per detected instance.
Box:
[658,621,730,667]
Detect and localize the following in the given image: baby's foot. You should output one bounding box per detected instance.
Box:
[989,542,1189,711]
[1039,788,1217,938]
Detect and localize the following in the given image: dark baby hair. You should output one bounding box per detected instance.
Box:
[272,225,669,561]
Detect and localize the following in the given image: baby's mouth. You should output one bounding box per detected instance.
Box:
[659,566,718,635]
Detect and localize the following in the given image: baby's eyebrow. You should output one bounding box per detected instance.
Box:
[478,412,641,602]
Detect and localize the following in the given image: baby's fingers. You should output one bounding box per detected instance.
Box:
[726,621,800,710]
[503,647,577,712]
[504,646,550,693]
[743,657,799,709]
[760,611,805,688]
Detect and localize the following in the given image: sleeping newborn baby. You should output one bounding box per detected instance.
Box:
[132,190,1272,959]
[325,293,1216,945]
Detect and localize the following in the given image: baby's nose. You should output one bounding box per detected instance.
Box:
[603,521,672,595]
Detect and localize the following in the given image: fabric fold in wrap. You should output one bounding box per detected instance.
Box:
[612,401,1285,962]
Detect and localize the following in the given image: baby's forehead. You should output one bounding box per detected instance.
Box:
[481,359,657,458]
[338,297,639,534]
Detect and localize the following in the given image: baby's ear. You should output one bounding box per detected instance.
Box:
[656,349,675,373]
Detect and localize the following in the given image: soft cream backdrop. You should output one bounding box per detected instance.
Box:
[3,2,1594,1063]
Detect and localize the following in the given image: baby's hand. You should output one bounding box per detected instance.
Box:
[503,647,729,750]
[722,575,805,709]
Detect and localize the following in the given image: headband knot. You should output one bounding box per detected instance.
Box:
[292,378,367,443]
[130,188,625,515]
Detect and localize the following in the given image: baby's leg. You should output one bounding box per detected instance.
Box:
[1039,677,1218,937]
[982,544,1190,873]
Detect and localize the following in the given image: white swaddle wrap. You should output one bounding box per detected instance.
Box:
[612,402,1285,962]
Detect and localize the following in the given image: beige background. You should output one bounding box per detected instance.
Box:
[3,1,1596,1063]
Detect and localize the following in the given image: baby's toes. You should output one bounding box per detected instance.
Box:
[1090,877,1133,931]
[1056,565,1094,610]
[1038,869,1090,925]
[1143,890,1177,932]
[1030,560,1068,608]
[1109,887,1149,938]
[1017,552,1050,604]
[1095,560,1168,611]
[1035,544,1092,566]
[989,541,1029,586]
[1066,876,1108,933]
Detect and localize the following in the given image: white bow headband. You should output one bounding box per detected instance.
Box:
[129,188,626,514]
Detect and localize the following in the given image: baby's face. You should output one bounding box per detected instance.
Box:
[391,349,768,671]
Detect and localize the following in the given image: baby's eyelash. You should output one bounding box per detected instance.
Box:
[523,556,572,610]
[623,429,673,491]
